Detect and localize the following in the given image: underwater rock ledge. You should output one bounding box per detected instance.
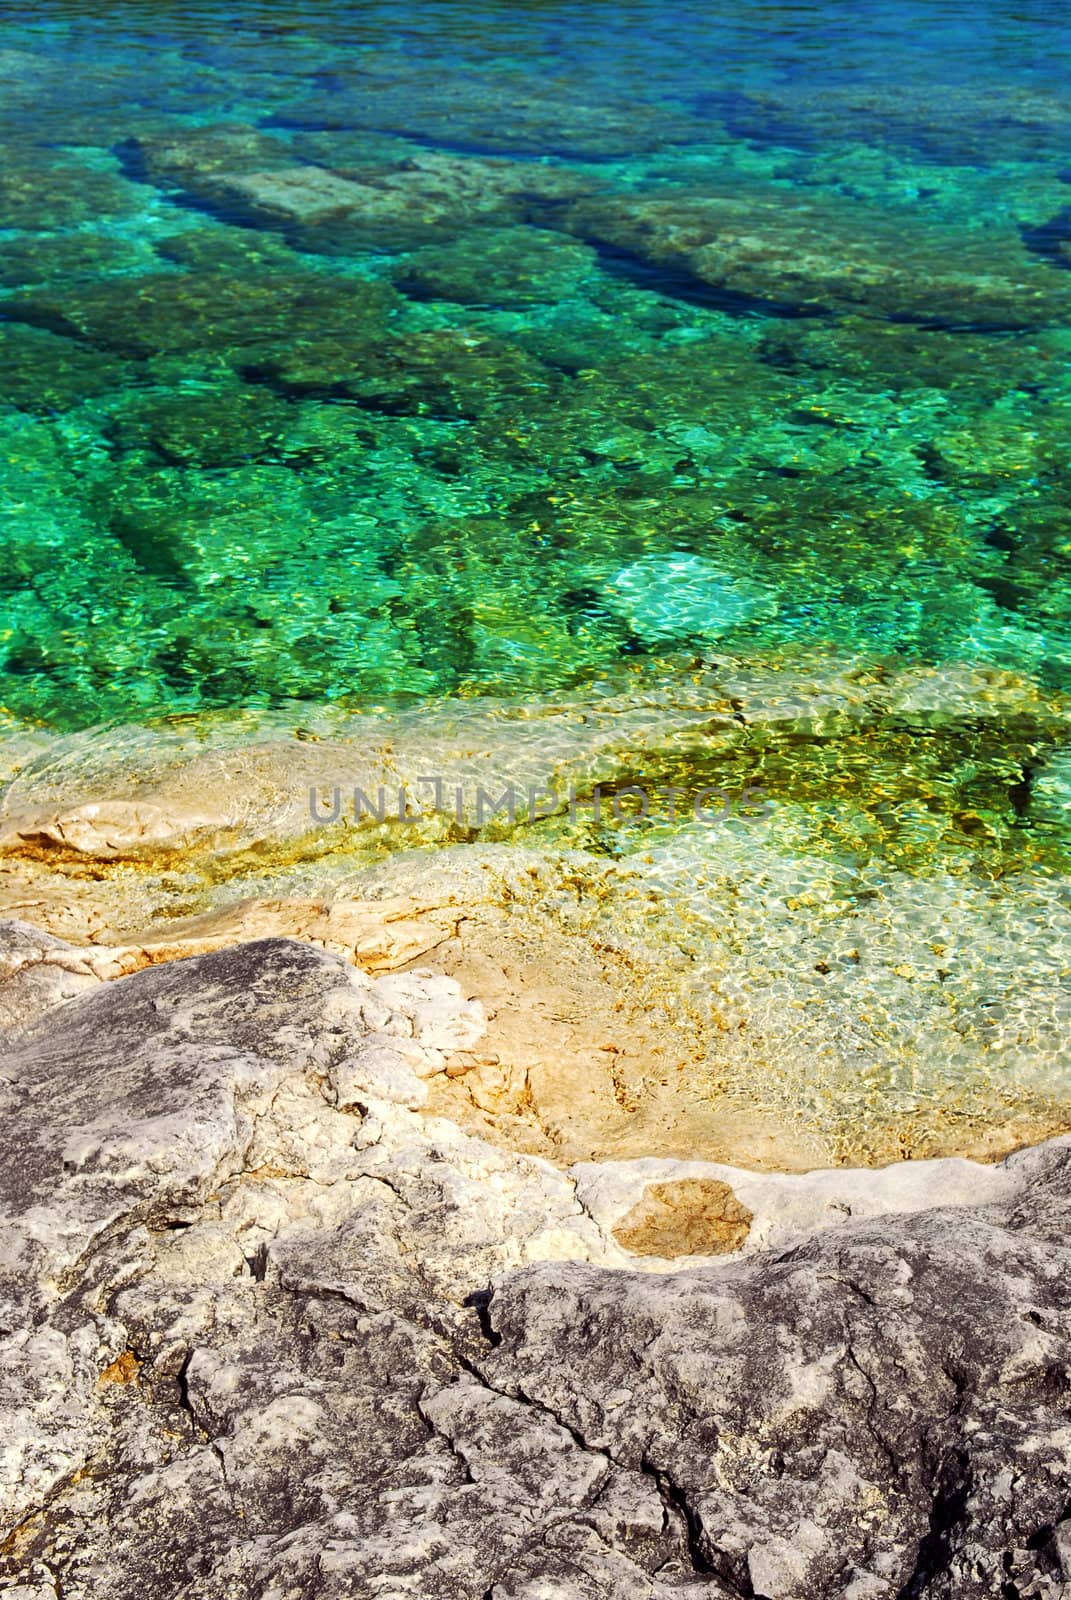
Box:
[2,925,1071,1600]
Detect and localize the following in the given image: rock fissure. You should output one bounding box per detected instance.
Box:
[895,1448,973,1599]
[414,1390,479,1487]
[640,1453,724,1582]
[842,1332,908,1491]
[173,1349,205,1438]
[455,1341,720,1583]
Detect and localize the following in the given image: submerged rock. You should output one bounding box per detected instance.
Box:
[707,78,1071,167]
[1022,205,1071,270]
[288,125,438,168]
[193,163,391,228]
[564,187,1071,326]
[0,45,54,104]
[108,387,295,467]
[4,269,401,359]
[0,151,138,229]
[249,326,559,419]
[261,148,594,253]
[276,68,704,159]
[0,323,133,413]
[130,136,594,252]
[392,224,598,305]
[1029,749,1071,831]
[152,224,301,273]
[0,232,140,290]
[123,121,295,189]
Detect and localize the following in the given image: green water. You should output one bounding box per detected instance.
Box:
[1,1,1070,738]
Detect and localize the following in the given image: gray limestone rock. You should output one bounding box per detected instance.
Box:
[0,917,102,1029]
[2,924,1070,1598]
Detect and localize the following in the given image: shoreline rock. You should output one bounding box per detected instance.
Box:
[2,927,1070,1597]
[2,657,1071,1169]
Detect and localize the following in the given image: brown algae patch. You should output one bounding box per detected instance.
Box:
[612,1178,754,1257]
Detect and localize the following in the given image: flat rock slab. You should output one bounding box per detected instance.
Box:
[123,122,296,186]
[125,130,596,249]
[564,188,1071,326]
[275,71,705,159]
[3,271,400,359]
[244,153,594,250]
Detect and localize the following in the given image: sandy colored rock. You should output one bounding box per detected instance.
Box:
[0,797,229,861]
[144,896,445,979]
[419,914,830,1172]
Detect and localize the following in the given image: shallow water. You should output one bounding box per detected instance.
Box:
[2,0,1071,1160]
[2,0,1071,723]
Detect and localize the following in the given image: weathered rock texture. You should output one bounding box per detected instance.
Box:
[2,923,1071,1598]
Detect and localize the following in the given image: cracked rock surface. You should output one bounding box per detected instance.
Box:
[3,924,1071,1598]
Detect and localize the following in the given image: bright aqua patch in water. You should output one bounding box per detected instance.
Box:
[607,553,776,643]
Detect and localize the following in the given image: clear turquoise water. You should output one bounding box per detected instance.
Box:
[4,2,1071,1157]
[1,0,1070,744]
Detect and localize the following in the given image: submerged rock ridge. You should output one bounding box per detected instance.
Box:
[2,923,1071,1599]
